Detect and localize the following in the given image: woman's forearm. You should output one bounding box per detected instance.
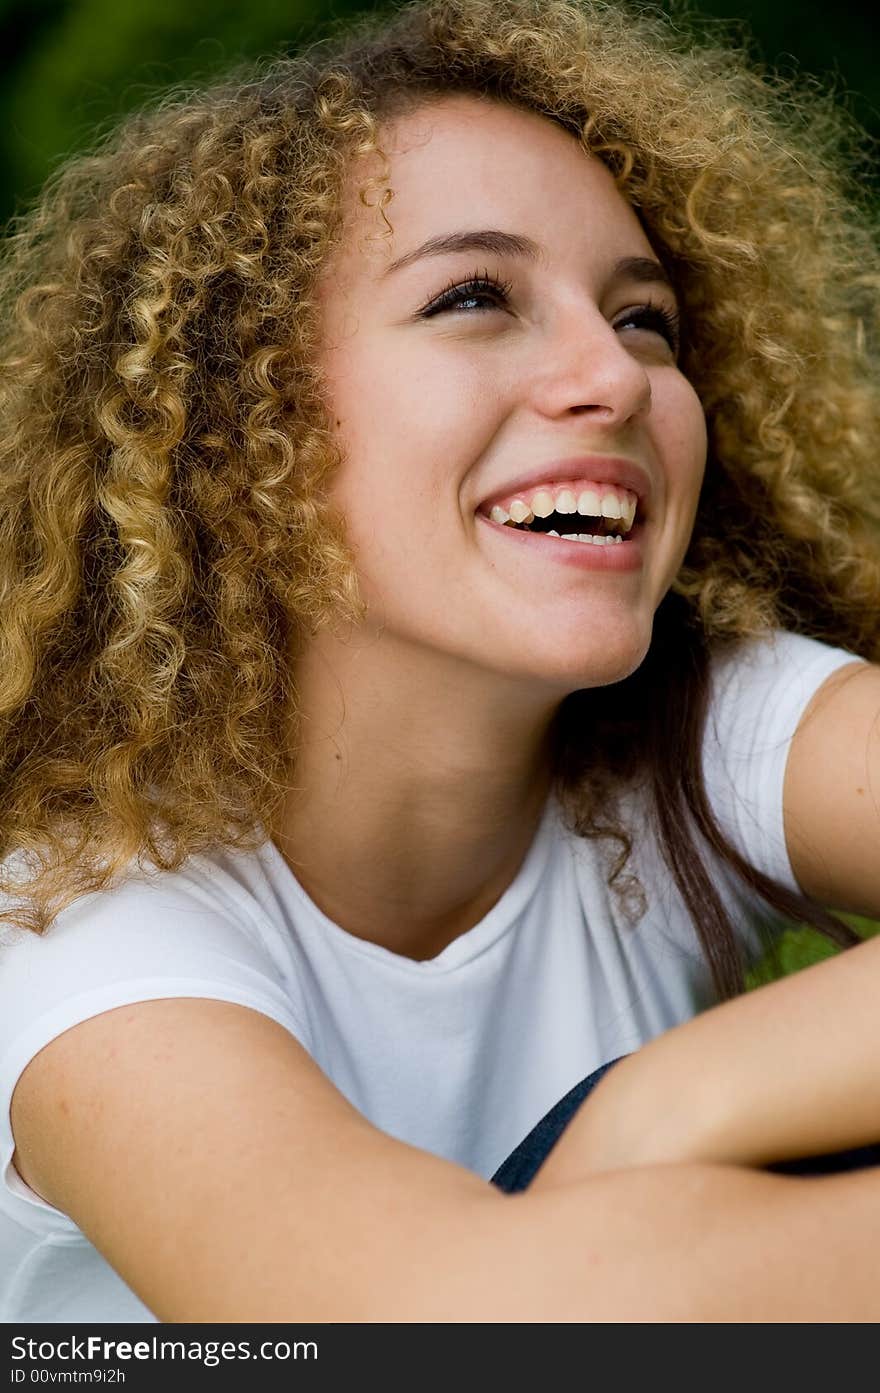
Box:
[532,931,880,1189]
[513,1160,880,1321]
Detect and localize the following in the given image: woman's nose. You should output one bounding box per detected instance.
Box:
[529,307,653,426]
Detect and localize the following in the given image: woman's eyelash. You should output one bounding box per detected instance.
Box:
[418,269,513,317]
[418,270,681,354]
[617,300,681,355]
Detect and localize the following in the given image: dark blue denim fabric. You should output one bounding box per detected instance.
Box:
[490,1058,624,1193]
[490,1055,880,1194]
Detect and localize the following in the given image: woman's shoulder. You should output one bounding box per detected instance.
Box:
[706,626,868,700]
[697,627,868,897]
[0,834,312,1240]
[0,834,309,1032]
[0,842,311,1136]
[0,834,277,956]
[703,624,869,766]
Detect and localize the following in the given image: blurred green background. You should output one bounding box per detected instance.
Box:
[2,0,879,227]
[1,0,877,983]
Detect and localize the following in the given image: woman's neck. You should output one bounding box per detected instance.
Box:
[270,629,559,960]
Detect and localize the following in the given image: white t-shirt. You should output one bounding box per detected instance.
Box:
[0,629,866,1323]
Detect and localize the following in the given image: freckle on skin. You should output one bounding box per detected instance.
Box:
[857,787,865,794]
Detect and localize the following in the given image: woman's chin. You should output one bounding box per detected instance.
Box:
[496,643,651,697]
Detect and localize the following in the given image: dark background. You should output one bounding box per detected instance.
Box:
[1,0,879,226]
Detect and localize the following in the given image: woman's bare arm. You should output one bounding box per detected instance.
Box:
[530,931,880,1189]
[527,662,880,1192]
[781,659,880,920]
[10,996,880,1321]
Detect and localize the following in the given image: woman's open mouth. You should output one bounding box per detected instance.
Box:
[476,508,647,571]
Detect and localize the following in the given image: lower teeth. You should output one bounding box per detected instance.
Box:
[549,530,623,545]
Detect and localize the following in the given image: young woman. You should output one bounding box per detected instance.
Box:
[2,0,880,1322]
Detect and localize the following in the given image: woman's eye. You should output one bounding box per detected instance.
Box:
[419,275,512,318]
[615,304,681,355]
[417,278,681,357]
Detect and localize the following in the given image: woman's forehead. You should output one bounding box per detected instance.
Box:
[327,95,650,285]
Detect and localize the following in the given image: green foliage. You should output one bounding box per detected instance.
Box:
[746,911,880,990]
[0,0,385,224]
[2,0,880,228]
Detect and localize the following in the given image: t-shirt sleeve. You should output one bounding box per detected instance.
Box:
[0,858,310,1233]
[701,628,869,898]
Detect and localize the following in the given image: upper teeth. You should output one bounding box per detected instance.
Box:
[488,485,637,531]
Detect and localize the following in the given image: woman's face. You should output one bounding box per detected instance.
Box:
[314,93,707,694]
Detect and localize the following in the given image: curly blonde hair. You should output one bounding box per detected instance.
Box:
[1,0,879,995]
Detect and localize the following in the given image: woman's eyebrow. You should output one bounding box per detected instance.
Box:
[380,228,674,294]
[381,229,541,276]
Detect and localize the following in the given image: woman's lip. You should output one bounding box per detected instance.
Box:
[476,513,646,571]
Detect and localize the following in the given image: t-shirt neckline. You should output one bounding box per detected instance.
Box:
[261,791,562,975]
